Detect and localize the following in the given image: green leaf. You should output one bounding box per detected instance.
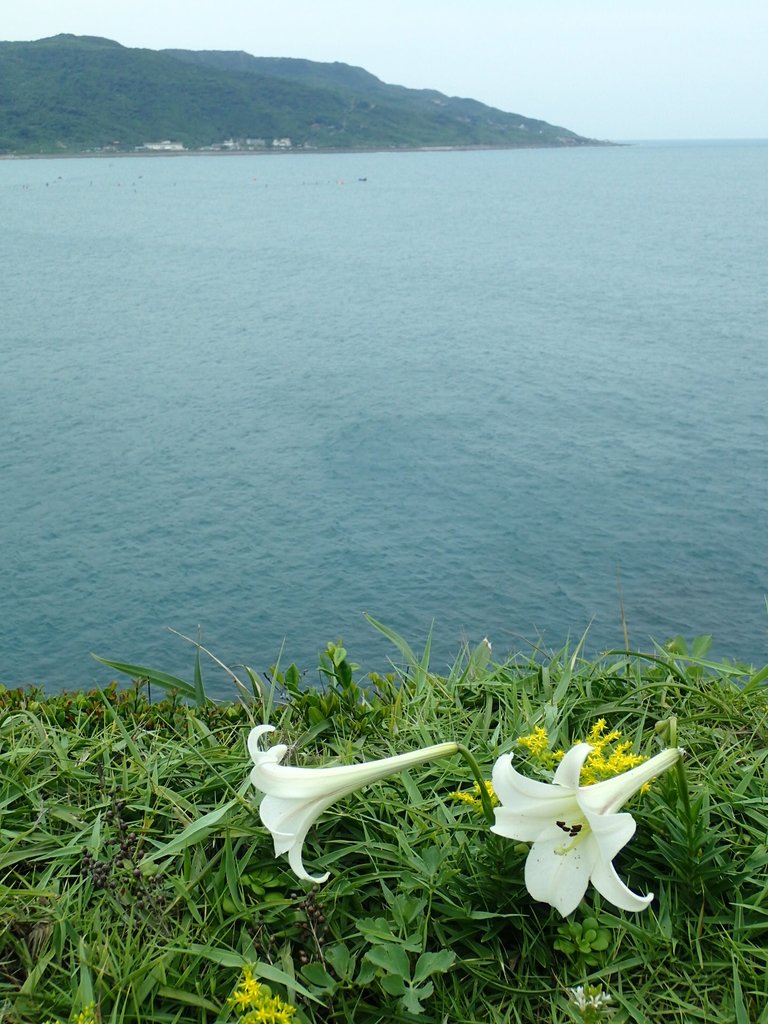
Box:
[355,959,377,986]
[363,614,419,668]
[401,981,433,1015]
[691,634,713,659]
[365,942,411,980]
[223,834,245,912]
[733,960,750,1024]
[249,961,318,1001]
[356,916,401,944]
[91,654,197,700]
[155,987,219,1011]
[300,963,337,992]
[142,798,239,862]
[553,939,576,955]
[324,942,355,982]
[384,890,427,929]
[380,974,407,996]
[193,645,207,706]
[415,624,433,692]
[412,949,456,984]
[166,943,244,968]
[166,945,316,999]
[744,662,768,691]
[76,937,95,1009]
[19,948,56,995]
[465,636,493,679]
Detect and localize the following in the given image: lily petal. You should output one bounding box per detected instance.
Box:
[491,752,582,840]
[259,792,337,883]
[589,857,653,912]
[247,724,288,765]
[524,822,593,917]
[552,743,593,789]
[492,752,583,811]
[492,796,579,842]
[580,806,637,864]
[578,747,682,816]
[492,752,564,803]
[287,836,330,884]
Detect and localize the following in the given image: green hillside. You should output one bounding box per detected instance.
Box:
[0,34,601,155]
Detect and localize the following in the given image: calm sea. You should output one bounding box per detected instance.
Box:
[2,141,767,694]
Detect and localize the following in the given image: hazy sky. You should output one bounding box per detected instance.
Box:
[4,1,767,140]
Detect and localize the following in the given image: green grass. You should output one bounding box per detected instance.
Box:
[1,626,766,1023]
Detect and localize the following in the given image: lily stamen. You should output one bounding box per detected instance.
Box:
[556,820,584,837]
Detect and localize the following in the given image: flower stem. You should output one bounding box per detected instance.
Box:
[456,744,496,824]
[667,715,695,835]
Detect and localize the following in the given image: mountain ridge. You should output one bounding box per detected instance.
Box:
[0,34,605,155]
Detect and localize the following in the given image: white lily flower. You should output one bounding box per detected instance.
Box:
[491,742,682,916]
[247,725,458,882]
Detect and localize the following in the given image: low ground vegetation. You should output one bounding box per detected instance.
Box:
[1,627,766,1023]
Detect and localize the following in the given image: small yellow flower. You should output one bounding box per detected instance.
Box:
[450,780,498,810]
[518,722,649,787]
[587,719,621,747]
[517,726,560,770]
[565,721,647,785]
[229,967,295,1023]
[229,966,267,1009]
[518,725,549,757]
[241,1004,296,1024]
[41,1006,99,1024]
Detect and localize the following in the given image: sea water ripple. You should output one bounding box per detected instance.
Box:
[1,142,767,692]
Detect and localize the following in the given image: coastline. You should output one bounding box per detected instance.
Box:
[0,140,615,161]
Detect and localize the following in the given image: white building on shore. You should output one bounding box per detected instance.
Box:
[137,140,186,152]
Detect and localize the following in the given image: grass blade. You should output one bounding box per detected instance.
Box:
[91,653,196,699]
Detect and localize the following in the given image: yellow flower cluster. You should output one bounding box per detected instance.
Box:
[228,967,295,1024]
[450,780,498,810]
[517,720,648,786]
[577,720,647,785]
[517,726,561,770]
[42,1004,98,1024]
